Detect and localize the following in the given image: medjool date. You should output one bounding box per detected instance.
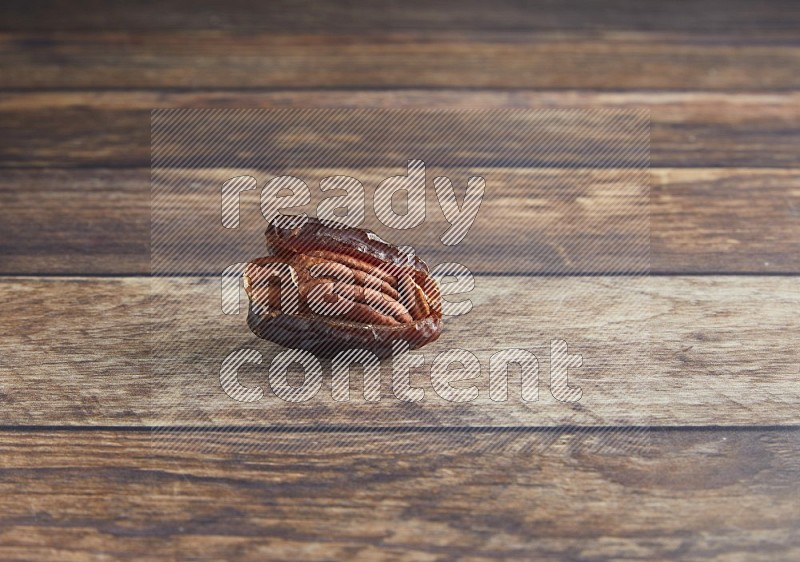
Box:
[244,216,442,358]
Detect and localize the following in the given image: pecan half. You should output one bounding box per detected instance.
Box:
[243,216,442,358]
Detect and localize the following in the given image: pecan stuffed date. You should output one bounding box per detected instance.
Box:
[243,216,442,358]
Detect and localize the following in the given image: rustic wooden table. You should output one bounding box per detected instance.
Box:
[1,1,799,560]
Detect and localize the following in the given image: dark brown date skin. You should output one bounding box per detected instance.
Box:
[244,216,442,358]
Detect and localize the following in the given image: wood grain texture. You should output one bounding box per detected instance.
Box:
[0,428,798,561]
[150,165,650,276]
[1,1,798,558]
[2,167,798,275]
[3,0,800,32]
[2,91,799,168]
[1,30,800,91]
[1,276,797,427]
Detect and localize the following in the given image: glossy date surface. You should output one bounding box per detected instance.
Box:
[244,217,442,358]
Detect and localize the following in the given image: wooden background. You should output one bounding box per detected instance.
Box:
[1,1,799,560]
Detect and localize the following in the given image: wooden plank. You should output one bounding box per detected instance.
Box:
[0,428,797,561]
[0,276,797,426]
[0,169,150,274]
[1,31,800,91]
[2,168,798,275]
[650,168,800,273]
[3,0,800,33]
[149,165,650,276]
[146,108,650,171]
[1,91,799,168]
